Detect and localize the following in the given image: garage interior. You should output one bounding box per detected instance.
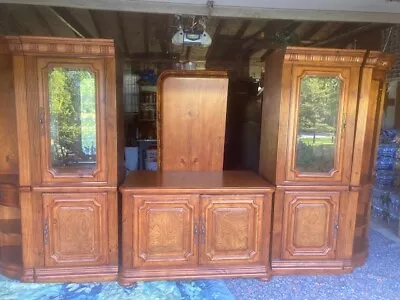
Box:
[0,1,400,299]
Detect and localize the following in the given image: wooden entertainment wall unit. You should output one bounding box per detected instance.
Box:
[0,36,392,284]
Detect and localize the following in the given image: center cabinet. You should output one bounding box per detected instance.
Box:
[119,171,274,285]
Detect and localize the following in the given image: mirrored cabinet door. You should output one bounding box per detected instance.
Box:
[286,66,355,183]
[37,58,107,183]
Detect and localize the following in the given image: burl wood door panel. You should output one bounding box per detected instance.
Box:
[43,193,108,267]
[282,191,339,260]
[133,195,198,267]
[199,195,264,265]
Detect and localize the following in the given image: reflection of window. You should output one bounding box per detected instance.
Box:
[48,67,96,169]
[295,75,342,173]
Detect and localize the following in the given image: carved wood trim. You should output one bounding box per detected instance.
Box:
[4,36,115,57]
[284,47,365,65]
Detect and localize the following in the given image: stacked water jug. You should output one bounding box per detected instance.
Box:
[372,129,400,225]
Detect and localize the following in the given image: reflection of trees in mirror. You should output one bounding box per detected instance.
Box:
[296,75,341,173]
[48,67,96,167]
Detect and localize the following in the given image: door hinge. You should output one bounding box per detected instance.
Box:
[39,107,45,136]
[333,218,339,240]
[342,113,347,129]
[43,218,49,245]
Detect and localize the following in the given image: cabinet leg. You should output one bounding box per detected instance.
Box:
[258,275,271,282]
[118,279,137,287]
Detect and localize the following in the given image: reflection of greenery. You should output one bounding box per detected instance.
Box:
[49,68,96,166]
[297,140,335,172]
[298,76,340,137]
[296,76,341,172]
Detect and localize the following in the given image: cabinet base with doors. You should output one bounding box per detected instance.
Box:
[20,189,119,283]
[119,171,274,285]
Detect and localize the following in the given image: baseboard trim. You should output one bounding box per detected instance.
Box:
[22,265,118,283]
[119,265,269,285]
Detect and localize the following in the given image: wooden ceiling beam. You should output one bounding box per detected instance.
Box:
[33,6,56,36]
[2,4,32,35]
[117,12,129,55]
[244,21,301,56]
[205,19,225,60]
[185,46,192,61]
[309,23,386,47]
[143,14,149,54]
[49,7,93,38]
[300,23,324,42]
[234,20,251,39]
[260,49,274,61]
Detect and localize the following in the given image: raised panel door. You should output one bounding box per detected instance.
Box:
[285,66,356,184]
[43,193,108,267]
[282,191,339,260]
[199,194,264,265]
[133,194,198,267]
[37,58,107,183]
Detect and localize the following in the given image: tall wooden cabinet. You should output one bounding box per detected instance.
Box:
[0,36,123,282]
[259,47,392,274]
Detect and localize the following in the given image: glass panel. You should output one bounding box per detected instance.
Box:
[296,75,341,173]
[48,67,97,173]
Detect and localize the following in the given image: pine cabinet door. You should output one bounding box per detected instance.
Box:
[282,191,340,260]
[37,58,108,184]
[285,66,358,184]
[42,193,108,267]
[199,194,264,265]
[133,194,199,267]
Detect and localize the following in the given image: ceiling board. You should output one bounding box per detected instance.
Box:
[6,4,50,35]
[1,0,399,23]
[35,6,76,37]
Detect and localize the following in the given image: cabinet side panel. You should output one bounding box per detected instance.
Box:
[105,57,122,186]
[259,51,284,184]
[24,57,42,186]
[13,56,31,186]
[0,52,18,174]
[351,68,374,186]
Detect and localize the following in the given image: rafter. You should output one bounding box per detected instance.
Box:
[260,49,274,61]
[33,6,55,36]
[117,12,129,55]
[2,4,32,35]
[205,19,225,60]
[234,20,251,40]
[300,23,324,42]
[49,7,93,38]
[244,21,301,56]
[143,14,149,54]
[309,23,386,47]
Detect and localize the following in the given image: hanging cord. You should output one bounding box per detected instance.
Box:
[207,0,214,18]
[382,26,393,52]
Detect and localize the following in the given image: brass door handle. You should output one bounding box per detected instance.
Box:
[200,218,206,245]
[194,218,199,244]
